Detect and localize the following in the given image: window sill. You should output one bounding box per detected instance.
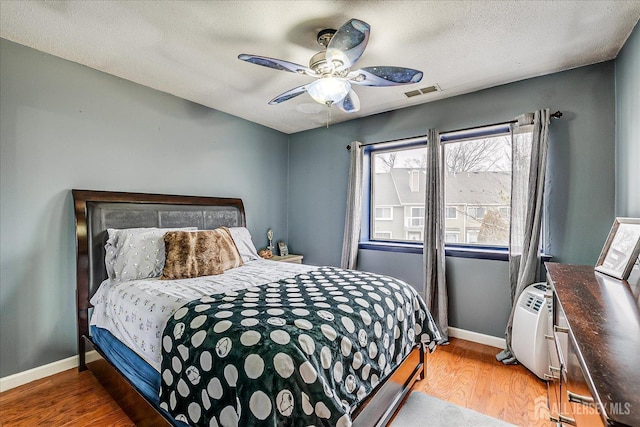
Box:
[359,241,423,254]
[359,241,552,262]
[446,246,509,261]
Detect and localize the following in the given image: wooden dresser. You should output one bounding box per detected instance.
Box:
[545,263,640,427]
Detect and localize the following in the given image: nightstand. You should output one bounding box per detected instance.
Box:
[270,254,304,264]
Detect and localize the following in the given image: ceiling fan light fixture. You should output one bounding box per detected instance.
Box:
[239,18,423,110]
[307,77,351,105]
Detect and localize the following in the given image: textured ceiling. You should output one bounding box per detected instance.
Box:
[1,1,639,134]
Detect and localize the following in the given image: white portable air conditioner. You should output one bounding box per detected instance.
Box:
[511,282,550,379]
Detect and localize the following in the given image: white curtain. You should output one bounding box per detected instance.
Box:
[424,128,448,342]
[498,109,550,363]
[341,141,363,270]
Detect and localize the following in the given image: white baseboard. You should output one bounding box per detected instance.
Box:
[0,351,99,393]
[448,326,506,349]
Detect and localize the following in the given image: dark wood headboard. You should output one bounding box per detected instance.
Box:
[72,189,246,369]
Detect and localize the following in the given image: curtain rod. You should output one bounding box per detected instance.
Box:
[346,110,562,150]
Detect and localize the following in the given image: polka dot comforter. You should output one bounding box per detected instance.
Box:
[159,266,441,426]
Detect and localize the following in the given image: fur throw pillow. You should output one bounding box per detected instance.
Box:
[161,227,243,280]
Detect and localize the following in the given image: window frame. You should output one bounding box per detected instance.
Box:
[360,124,531,261]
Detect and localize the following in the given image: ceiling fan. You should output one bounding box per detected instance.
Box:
[238,18,423,113]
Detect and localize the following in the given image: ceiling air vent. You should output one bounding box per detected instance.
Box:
[404,85,440,98]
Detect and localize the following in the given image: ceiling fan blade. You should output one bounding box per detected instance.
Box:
[349,66,423,87]
[337,89,361,113]
[326,19,370,70]
[268,84,309,105]
[238,54,315,76]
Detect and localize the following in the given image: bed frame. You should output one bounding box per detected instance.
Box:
[73,189,426,427]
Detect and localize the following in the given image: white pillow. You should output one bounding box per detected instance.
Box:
[228,227,260,262]
[105,227,196,281]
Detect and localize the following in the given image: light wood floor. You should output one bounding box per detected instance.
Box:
[416,338,549,426]
[0,338,548,426]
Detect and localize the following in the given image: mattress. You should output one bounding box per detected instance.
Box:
[90,259,316,371]
[91,325,189,427]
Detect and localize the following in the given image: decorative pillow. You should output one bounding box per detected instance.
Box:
[105,227,196,281]
[228,227,260,262]
[161,227,244,280]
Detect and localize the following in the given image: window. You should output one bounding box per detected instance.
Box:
[370,143,427,243]
[443,129,511,247]
[406,207,425,228]
[375,207,393,220]
[367,124,515,250]
[466,206,486,221]
[409,170,421,192]
[445,232,459,243]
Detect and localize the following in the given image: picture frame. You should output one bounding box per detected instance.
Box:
[595,217,640,280]
[278,241,289,256]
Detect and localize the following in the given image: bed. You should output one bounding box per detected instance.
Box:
[73,189,440,427]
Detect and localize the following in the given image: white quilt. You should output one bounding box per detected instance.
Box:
[90,259,316,371]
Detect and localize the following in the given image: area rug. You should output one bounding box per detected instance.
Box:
[391,391,517,427]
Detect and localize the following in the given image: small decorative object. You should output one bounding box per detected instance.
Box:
[258,248,273,259]
[267,229,274,252]
[278,241,289,256]
[595,217,640,280]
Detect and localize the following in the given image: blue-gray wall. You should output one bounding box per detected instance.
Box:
[288,62,617,338]
[616,22,640,217]
[0,39,290,377]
